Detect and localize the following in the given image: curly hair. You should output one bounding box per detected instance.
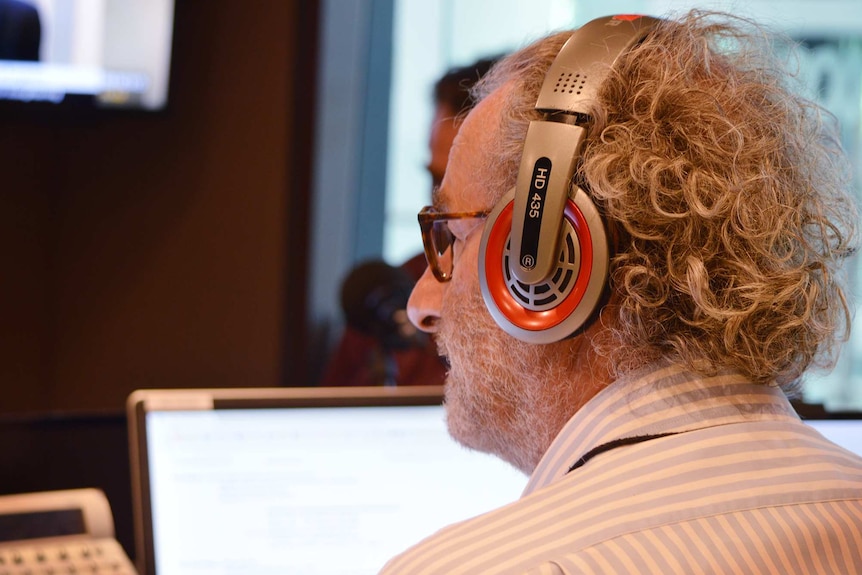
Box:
[474,11,859,392]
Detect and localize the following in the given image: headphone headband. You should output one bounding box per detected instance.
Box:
[479,15,661,344]
[510,15,661,285]
[536,15,661,115]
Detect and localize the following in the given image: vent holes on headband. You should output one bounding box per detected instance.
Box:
[554,72,588,95]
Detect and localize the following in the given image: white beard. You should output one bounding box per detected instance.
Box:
[436,283,607,474]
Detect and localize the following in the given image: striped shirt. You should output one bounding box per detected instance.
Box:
[379,363,862,574]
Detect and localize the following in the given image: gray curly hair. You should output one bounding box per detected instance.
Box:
[474,11,859,392]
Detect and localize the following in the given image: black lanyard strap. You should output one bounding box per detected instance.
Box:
[567,432,680,474]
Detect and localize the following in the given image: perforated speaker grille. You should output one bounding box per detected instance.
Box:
[502,219,580,311]
[553,72,588,95]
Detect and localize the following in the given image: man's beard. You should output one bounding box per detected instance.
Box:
[437,284,602,475]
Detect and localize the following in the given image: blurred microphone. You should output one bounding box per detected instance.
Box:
[340,259,427,351]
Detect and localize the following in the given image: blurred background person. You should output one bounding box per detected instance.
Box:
[0,0,41,61]
[321,55,499,387]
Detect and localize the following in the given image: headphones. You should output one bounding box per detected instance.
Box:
[478,14,660,344]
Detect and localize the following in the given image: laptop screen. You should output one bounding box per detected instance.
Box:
[128,387,527,575]
[802,418,862,457]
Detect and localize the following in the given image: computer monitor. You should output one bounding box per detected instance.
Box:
[794,401,862,458]
[127,386,527,575]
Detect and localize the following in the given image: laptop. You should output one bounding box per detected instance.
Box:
[127,386,527,575]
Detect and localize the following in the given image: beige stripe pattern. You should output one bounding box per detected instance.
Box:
[379,365,862,574]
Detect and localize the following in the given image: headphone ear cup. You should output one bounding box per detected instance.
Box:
[474,15,659,344]
[479,187,609,344]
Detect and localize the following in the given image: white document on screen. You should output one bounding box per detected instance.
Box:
[145,405,526,575]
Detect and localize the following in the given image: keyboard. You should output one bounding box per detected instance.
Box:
[0,537,137,575]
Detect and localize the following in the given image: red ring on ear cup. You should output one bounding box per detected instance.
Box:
[484,199,593,331]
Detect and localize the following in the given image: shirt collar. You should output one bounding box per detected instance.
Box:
[523,363,800,495]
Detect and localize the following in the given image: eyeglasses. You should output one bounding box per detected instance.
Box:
[418,205,490,282]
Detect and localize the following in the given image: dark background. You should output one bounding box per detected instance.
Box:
[0,0,321,558]
[0,0,318,415]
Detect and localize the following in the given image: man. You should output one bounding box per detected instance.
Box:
[383,10,862,574]
[322,56,497,387]
[426,56,499,190]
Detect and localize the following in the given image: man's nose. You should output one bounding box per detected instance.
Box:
[407,265,444,333]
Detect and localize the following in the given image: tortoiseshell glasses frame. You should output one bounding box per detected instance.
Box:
[418,205,490,283]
